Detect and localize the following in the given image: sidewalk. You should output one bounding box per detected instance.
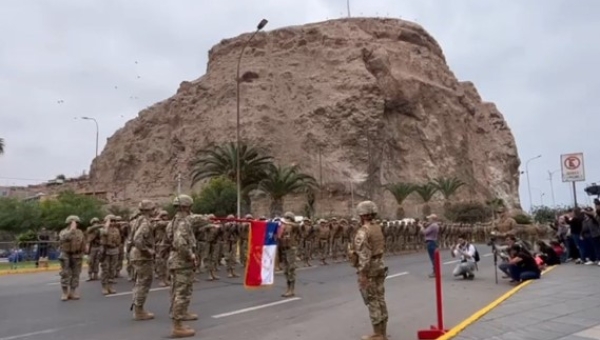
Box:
[451,264,600,340]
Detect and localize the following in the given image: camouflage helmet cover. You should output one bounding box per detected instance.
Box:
[65,215,81,224]
[283,211,295,220]
[90,217,100,224]
[226,214,235,219]
[138,199,155,211]
[244,214,253,219]
[356,200,378,216]
[173,194,193,207]
[158,210,169,217]
[104,214,115,222]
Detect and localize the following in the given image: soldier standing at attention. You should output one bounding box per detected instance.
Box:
[85,217,103,281]
[153,210,170,287]
[238,214,253,267]
[350,201,389,340]
[317,219,330,265]
[130,200,156,321]
[58,215,86,301]
[223,215,240,278]
[100,215,122,295]
[279,212,300,298]
[166,195,198,338]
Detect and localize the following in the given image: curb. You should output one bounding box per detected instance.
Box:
[437,265,557,340]
[0,263,89,276]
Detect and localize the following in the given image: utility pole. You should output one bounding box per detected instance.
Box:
[547,170,558,207]
[366,129,372,200]
[347,0,351,17]
[177,173,182,195]
[317,145,323,187]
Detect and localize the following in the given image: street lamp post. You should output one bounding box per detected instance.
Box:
[80,116,99,197]
[236,19,268,219]
[525,155,542,212]
[540,192,545,206]
[547,169,560,207]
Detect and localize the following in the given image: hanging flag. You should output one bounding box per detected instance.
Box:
[244,220,280,288]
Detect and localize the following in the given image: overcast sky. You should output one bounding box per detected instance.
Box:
[0,0,598,211]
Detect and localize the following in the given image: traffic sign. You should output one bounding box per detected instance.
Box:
[561,153,585,182]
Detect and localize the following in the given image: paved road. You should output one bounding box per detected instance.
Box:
[0,245,511,340]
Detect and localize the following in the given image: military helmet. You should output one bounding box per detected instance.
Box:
[173,194,193,207]
[227,214,235,219]
[114,216,123,222]
[104,214,115,222]
[90,217,100,224]
[158,210,169,217]
[283,211,295,221]
[244,214,253,219]
[356,201,378,216]
[138,199,155,211]
[65,215,81,224]
[207,213,216,219]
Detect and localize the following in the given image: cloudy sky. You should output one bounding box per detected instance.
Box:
[0,0,598,210]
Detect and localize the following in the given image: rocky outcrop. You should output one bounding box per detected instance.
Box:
[89,18,521,217]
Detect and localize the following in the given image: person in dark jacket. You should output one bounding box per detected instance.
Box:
[536,240,560,266]
[581,207,600,265]
[565,208,586,264]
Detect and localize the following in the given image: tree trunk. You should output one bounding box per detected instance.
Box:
[395,206,405,219]
[270,198,284,218]
[443,201,451,218]
[241,193,252,216]
[422,203,432,217]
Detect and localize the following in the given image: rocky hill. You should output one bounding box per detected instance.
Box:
[89,18,521,217]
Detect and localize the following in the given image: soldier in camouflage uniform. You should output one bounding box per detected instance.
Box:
[223,214,240,278]
[300,218,315,267]
[85,217,103,281]
[100,214,122,295]
[205,220,221,281]
[279,212,301,297]
[193,214,207,274]
[317,219,330,265]
[58,215,86,301]
[330,218,344,262]
[239,214,253,267]
[115,216,126,278]
[153,210,170,287]
[349,201,389,340]
[166,195,198,338]
[130,200,156,321]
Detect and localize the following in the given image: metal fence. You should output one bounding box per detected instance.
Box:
[0,241,61,269]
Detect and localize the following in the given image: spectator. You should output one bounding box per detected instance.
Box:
[450,234,477,280]
[565,208,586,264]
[420,214,439,278]
[37,227,50,258]
[550,240,567,263]
[507,244,541,283]
[536,240,561,266]
[581,207,600,265]
[498,234,532,278]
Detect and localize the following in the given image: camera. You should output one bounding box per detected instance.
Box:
[487,236,497,247]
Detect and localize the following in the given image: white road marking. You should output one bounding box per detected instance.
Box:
[211,297,302,319]
[484,253,492,257]
[443,260,460,265]
[386,271,409,279]
[47,282,60,285]
[106,286,169,297]
[0,328,63,340]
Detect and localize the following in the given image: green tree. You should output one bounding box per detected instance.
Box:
[486,198,505,221]
[414,182,438,216]
[192,177,237,216]
[40,191,104,230]
[433,177,465,212]
[445,202,492,223]
[56,174,66,180]
[531,205,567,223]
[107,205,131,220]
[258,164,318,217]
[190,142,273,214]
[0,137,4,155]
[0,198,42,234]
[385,182,415,219]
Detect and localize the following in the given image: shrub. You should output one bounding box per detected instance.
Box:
[513,213,532,224]
[445,202,492,223]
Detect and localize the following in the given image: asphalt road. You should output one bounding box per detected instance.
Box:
[0,245,512,340]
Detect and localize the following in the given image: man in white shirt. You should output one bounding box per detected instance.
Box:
[451,234,476,280]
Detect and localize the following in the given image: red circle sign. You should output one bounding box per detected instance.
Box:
[564,156,580,170]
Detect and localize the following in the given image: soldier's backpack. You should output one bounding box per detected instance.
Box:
[473,246,481,262]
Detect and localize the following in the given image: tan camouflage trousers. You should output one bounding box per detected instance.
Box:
[225,241,236,270]
[60,256,83,289]
[116,246,124,274]
[239,239,248,266]
[170,268,194,321]
[318,239,329,261]
[155,246,169,281]
[131,260,154,307]
[281,246,297,283]
[301,240,313,261]
[205,243,219,271]
[365,259,388,325]
[331,238,343,260]
[101,254,119,285]
[87,246,101,276]
[196,241,206,269]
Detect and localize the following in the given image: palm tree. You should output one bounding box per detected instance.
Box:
[432,177,465,213]
[486,198,506,221]
[414,182,439,216]
[190,142,273,214]
[385,182,415,219]
[0,138,4,155]
[258,164,318,217]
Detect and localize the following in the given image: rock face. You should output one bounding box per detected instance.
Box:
[90,18,521,217]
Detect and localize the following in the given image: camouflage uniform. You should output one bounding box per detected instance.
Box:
[279,212,301,297]
[100,215,122,295]
[239,214,253,266]
[85,217,102,281]
[350,201,388,340]
[317,219,330,265]
[166,195,198,338]
[153,210,170,286]
[300,218,315,266]
[205,222,222,281]
[330,218,344,261]
[58,215,86,301]
[223,215,240,278]
[130,200,156,321]
[115,216,127,278]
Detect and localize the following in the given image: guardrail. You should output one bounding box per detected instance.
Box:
[0,241,61,270]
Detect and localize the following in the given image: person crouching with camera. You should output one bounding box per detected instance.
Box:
[506,244,541,284]
[451,234,476,280]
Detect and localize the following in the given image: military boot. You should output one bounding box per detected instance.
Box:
[60,287,69,301]
[69,288,80,300]
[158,280,169,287]
[133,306,155,321]
[207,270,220,281]
[91,273,98,281]
[361,323,378,340]
[227,269,239,278]
[108,285,117,294]
[281,281,295,298]
[101,284,110,295]
[86,275,93,282]
[171,320,195,338]
[181,312,198,321]
[381,321,388,339]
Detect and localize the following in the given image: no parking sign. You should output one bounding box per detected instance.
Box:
[561,153,585,182]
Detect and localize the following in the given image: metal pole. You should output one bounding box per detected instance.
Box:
[177,173,182,195]
[235,20,268,219]
[572,182,578,207]
[548,170,559,207]
[540,193,545,206]
[318,146,323,187]
[525,155,541,212]
[350,180,355,217]
[347,0,351,17]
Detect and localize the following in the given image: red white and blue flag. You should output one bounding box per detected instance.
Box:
[244,221,280,288]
